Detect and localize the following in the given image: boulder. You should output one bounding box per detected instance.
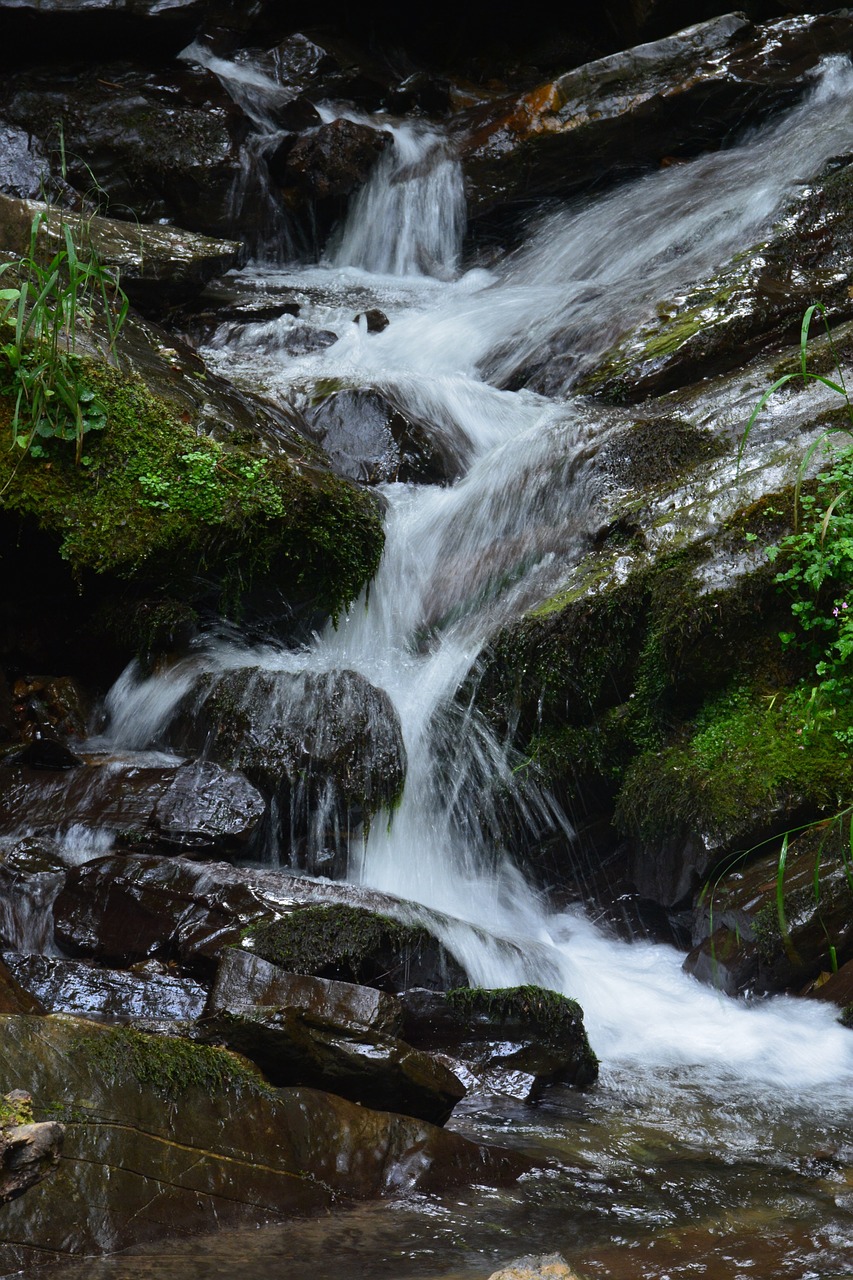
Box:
[462,13,853,224]
[278,118,392,200]
[207,948,403,1036]
[3,954,206,1022]
[0,62,250,238]
[171,666,406,877]
[0,1015,530,1271]
[0,757,266,854]
[0,122,49,199]
[52,854,468,985]
[400,985,599,1099]
[197,1006,465,1124]
[0,1093,64,1205]
[308,389,461,486]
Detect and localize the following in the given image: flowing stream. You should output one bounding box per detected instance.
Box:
[49,53,853,1279]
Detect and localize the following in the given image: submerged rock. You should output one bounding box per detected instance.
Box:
[488,1255,582,1280]
[0,1015,530,1271]
[307,388,461,486]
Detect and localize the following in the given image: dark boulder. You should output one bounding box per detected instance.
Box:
[0,757,266,855]
[0,122,49,199]
[171,666,406,877]
[308,388,462,486]
[198,1006,465,1124]
[278,118,392,200]
[400,985,599,1098]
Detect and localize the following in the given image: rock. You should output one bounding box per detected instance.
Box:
[488,1254,583,1280]
[0,837,67,953]
[207,948,404,1037]
[0,1116,64,1206]
[0,122,49,199]
[0,957,44,1015]
[385,73,452,116]
[0,191,241,309]
[10,673,88,743]
[247,902,467,992]
[462,13,853,224]
[0,62,250,238]
[198,1005,465,1124]
[171,666,406,877]
[685,819,853,995]
[308,389,461,486]
[578,156,853,404]
[0,758,266,855]
[52,853,469,985]
[3,954,206,1022]
[0,1014,530,1270]
[279,118,392,200]
[355,308,389,333]
[400,985,599,1099]
[488,1254,582,1280]
[806,957,853,1014]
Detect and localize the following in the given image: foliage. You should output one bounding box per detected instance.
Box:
[246,904,430,984]
[0,209,128,466]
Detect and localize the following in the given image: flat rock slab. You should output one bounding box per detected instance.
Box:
[0,1015,530,1272]
[3,954,206,1022]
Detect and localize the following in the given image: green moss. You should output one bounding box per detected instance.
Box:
[247,904,430,981]
[0,1091,33,1130]
[615,681,853,845]
[0,360,384,620]
[446,984,585,1041]
[840,1003,853,1029]
[71,1026,271,1101]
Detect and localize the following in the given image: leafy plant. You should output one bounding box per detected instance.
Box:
[0,207,128,465]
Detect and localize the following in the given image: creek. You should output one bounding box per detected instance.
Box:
[16,49,853,1280]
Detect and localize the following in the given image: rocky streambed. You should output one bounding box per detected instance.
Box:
[1,1,853,1277]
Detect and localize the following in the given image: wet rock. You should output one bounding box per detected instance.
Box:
[0,1112,64,1206]
[207,948,404,1037]
[0,62,250,238]
[0,837,67,954]
[0,122,49,199]
[279,118,392,200]
[0,1014,530,1270]
[806,957,853,1014]
[463,13,853,223]
[386,73,452,116]
[488,1255,582,1280]
[198,1005,465,1124]
[171,666,406,877]
[52,853,468,985]
[0,758,265,855]
[10,673,88,744]
[400,985,598,1098]
[3,954,206,1022]
[354,308,389,333]
[308,388,461,486]
[0,958,44,1015]
[0,191,241,309]
[579,155,853,403]
[685,819,853,996]
[247,902,467,992]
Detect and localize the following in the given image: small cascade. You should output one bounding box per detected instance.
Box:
[324,113,466,278]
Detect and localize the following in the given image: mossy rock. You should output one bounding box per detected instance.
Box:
[0,360,384,642]
[246,903,467,992]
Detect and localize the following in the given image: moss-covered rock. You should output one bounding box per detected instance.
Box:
[246,902,466,992]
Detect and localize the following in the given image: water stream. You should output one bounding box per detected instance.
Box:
[51,52,853,1278]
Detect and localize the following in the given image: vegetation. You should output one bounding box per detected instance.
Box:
[247,904,432,985]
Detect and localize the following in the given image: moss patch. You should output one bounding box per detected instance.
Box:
[0,359,383,620]
[447,984,585,1043]
[247,904,432,985]
[70,1025,271,1102]
[0,1091,33,1129]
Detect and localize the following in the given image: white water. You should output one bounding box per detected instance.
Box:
[104,57,853,1097]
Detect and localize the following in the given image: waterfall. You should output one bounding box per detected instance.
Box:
[101,55,853,1095]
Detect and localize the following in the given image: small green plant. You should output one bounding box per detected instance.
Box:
[0,207,128,465]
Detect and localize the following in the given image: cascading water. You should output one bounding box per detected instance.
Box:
[92,52,853,1279]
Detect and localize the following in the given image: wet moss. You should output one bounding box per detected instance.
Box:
[446,984,584,1041]
[70,1025,271,1102]
[0,360,384,620]
[601,417,728,490]
[0,1091,33,1130]
[247,904,431,983]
